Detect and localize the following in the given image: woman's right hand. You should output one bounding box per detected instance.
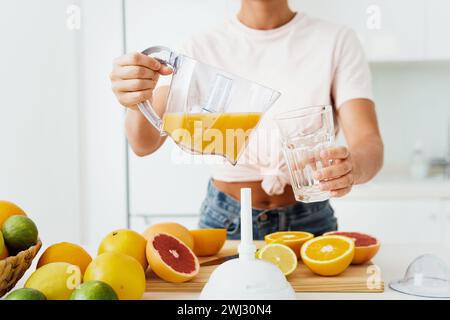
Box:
[110,52,173,109]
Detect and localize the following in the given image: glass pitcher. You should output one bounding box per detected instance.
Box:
[138,46,281,165]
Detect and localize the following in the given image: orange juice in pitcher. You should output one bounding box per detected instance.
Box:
[162,112,262,164]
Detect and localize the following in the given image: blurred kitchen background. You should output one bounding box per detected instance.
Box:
[1,0,449,248]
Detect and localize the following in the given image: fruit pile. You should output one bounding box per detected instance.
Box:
[256,230,380,277]
[2,206,227,300]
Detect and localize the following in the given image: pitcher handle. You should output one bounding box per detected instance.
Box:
[137,46,177,134]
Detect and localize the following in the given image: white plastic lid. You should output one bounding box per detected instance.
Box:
[390,254,450,298]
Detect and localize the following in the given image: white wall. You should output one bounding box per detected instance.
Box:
[0,0,129,247]
[0,0,81,244]
[78,0,128,245]
[371,62,450,167]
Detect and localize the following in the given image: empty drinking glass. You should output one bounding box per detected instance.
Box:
[274,105,335,203]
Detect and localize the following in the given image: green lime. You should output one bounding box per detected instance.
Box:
[5,288,46,300]
[70,280,118,300]
[1,215,38,255]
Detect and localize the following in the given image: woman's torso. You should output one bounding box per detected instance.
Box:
[178,13,359,206]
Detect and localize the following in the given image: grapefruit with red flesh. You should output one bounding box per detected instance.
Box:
[146,233,199,283]
[324,231,380,265]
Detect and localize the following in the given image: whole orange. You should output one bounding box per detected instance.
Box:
[0,200,26,228]
[265,231,314,259]
[37,242,92,275]
[143,222,194,250]
[98,229,148,270]
[190,229,226,256]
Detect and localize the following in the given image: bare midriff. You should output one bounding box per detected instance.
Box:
[213,179,297,210]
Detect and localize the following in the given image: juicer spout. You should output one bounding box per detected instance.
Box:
[238,188,256,260]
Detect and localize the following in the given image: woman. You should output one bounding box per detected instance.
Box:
[110,0,384,239]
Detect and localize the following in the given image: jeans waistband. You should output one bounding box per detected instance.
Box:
[207,179,329,214]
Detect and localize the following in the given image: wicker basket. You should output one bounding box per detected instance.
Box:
[0,240,42,298]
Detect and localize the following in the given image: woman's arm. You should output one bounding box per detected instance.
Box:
[110,51,173,157]
[125,86,169,156]
[315,98,384,197]
[339,98,384,184]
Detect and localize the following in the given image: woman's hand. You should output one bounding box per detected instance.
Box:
[110,52,172,109]
[314,146,355,198]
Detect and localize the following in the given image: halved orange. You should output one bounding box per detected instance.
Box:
[300,235,355,276]
[265,231,314,258]
[324,231,380,265]
[190,228,226,257]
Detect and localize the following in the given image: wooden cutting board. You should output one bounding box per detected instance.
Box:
[146,240,384,293]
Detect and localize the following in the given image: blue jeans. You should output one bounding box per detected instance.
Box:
[198,180,338,240]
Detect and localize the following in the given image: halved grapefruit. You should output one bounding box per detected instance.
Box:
[146,233,199,283]
[143,222,194,250]
[324,231,380,265]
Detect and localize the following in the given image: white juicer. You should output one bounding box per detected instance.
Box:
[199,188,296,300]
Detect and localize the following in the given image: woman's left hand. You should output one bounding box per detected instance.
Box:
[314,146,355,198]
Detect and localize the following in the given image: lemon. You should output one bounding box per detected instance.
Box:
[300,235,355,276]
[84,252,145,300]
[25,262,81,300]
[256,243,298,276]
[98,229,147,270]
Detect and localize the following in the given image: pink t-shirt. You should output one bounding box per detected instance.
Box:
[179,12,374,195]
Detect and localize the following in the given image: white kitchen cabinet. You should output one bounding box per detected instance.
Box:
[294,0,426,61]
[425,0,450,60]
[331,199,444,244]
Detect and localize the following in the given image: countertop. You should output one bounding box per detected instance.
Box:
[11,243,450,300]
[142,243,449,300]
[331,163,450,200]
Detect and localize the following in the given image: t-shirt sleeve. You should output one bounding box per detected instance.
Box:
[331,28,374,108]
